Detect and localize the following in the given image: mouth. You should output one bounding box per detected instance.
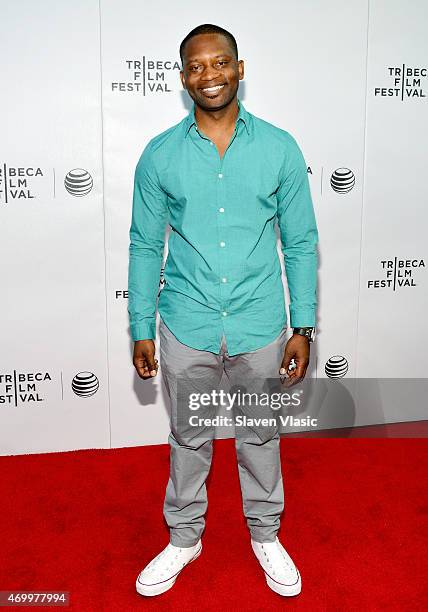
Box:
[199,83,226,97]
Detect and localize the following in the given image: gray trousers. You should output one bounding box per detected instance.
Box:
[159,316,288,547]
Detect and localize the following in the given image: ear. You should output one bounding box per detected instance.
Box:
[238,59,245,81]
[180,70,186,90]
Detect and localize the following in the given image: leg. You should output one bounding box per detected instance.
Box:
[223,327,288,543]
[159,317,224,547]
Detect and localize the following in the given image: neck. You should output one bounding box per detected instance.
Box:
[194,96,239,135]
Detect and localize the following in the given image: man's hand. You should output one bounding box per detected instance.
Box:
[279,334,310,387]
[133,339,159,379]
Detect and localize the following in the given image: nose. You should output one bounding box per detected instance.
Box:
[200,64,221,81]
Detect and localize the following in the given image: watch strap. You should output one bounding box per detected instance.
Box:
[293,327,316,342]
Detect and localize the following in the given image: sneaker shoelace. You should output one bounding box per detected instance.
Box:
[144,546,189,577]
[260,542,296,577]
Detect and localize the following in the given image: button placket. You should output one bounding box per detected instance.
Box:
[215,125,239,324]
[216,156,228,321]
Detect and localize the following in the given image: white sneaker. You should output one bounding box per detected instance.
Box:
[136,540,202,597]
[251,537,301,596]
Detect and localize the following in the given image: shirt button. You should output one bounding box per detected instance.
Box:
[218,173,223,179]
[222,311,227,317]
[210,142,214,146]
[219,207,225,213]
[221,277,227,283]
[219,241,226,247]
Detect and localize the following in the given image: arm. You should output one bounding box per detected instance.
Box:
[276,135,318,384]
[128,140,168,343]
[276,135,318,329]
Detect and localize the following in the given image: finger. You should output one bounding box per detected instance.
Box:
[279,352,293,376]
[283,371,303,388]
[294,362,307,379]
[139,363,153,379]
[133,355,147,377]
[281,369,298,387]
[281,374,296,388]
[285,361,307,386]
[146,357,159,377]
[288,361,310,386]
[135,357,158,379]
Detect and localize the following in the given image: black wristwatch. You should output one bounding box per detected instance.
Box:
[293,327,316,342]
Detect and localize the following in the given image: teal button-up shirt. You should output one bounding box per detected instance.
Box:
[128,98,318,356]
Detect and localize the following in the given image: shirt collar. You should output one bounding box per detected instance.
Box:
[184,98,251,138]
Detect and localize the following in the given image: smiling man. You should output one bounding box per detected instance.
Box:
[129,23,318,598]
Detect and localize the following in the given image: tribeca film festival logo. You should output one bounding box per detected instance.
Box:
[0,371,52,407]
[0,370,99,406]
[374,65,427,100]
[0,165,93,204]
[367,257,425,290]
[112,58,181,95]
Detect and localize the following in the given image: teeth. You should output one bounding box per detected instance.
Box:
[202,84,224,93]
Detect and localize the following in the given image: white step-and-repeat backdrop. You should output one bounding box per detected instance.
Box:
[1,0,427,455]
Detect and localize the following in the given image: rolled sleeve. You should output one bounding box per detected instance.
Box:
[276,135,319,328]
[127,141,168,341]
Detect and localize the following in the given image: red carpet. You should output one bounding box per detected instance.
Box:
[1,437,427,611]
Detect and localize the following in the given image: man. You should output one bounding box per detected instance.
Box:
[128,24,318,598]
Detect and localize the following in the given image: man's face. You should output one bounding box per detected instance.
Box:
[180,33,244,111]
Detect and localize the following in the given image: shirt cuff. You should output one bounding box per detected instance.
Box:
[289,307,316,328]
[130,319,156,341]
